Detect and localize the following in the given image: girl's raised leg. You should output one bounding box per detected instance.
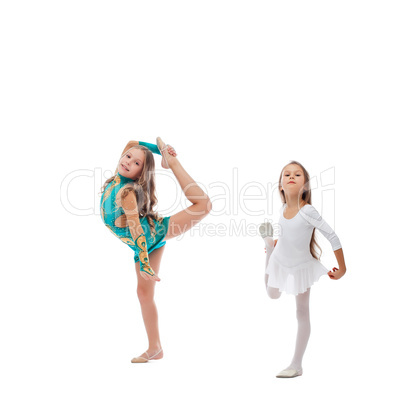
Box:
[132,246,165,363]
[263,236,281,299]
[157,137,212,240]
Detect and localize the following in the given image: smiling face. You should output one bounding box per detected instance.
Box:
[118,148,145,180]
[280,163,306,197]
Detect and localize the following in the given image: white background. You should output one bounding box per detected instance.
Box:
[1,1,394,401]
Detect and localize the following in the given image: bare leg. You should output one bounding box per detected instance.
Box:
[157,137,212,240]
[132,246,165,362]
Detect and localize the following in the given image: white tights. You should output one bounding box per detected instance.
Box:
[264,239,311,371]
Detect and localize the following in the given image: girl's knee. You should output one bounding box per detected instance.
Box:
[296,302,310,315]
[296,304,309,317]
[192,197,212,219]
[199,196,212,215]
[137,286,154,304]
[206,197,212,213]
[267,287,281,299]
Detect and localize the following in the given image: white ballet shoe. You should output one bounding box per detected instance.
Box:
[131,348,163,363]
[276,367,303,378]
[259,222,273,239]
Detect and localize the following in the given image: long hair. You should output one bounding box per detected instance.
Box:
[278,160,322,260]
[101,145,163,239]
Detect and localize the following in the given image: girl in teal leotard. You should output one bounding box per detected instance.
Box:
[101,140,171,276]
[100,138,212,363]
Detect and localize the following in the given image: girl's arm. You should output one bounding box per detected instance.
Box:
[138,141,161,155]
[300,204,342,251]
[121,191,160,282]
[300,205,346,279]
[329,248,347,280]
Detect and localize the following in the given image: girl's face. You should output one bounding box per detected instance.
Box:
[280,164,306,197]
[118,148,145,180]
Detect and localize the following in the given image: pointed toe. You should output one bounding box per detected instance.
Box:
[276,368,303,378]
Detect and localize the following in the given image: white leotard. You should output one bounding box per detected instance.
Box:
[266,203,342,295]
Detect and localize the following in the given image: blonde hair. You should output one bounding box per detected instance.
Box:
[101,145,163,239]
[278,160,322,260]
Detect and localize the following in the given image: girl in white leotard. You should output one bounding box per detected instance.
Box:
[260,160,347,378]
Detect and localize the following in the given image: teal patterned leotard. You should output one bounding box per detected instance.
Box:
[100,142,170,267]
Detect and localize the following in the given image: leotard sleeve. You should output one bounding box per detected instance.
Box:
[299,204,342,251]
[122,191,157,277]
[138,141,161,155]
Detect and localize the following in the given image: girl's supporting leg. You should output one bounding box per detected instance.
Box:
[157,138,212,240]
[276,288,310,377]
[132,246,165,362]
[291,288,311,370]
[288,288,311,371]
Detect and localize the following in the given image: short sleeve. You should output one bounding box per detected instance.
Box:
[299,204,342,251]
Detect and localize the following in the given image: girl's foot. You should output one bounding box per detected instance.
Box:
[131,348,163,363]
[276,366,303,378]
[259,222,274,239]
[156,137,176,169]
[259,222,274,252]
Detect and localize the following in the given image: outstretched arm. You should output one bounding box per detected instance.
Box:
[121,190,160,282]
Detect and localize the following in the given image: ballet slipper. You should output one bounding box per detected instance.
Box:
[259,222,274,239]
[276,367,303,378]
[259,222,274,251]
[131,348,163,363]
[156,137,175,169]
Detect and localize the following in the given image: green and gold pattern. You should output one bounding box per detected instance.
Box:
[135,233,155,276]
[100,171,167,273]
[101,174,121,221]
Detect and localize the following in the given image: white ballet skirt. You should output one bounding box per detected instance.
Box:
[266,203,342,296]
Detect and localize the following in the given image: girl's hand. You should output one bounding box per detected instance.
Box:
[328,267,346,280]
[160,144,177,169]
[140,268,161,282]
[167,145,177,157]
